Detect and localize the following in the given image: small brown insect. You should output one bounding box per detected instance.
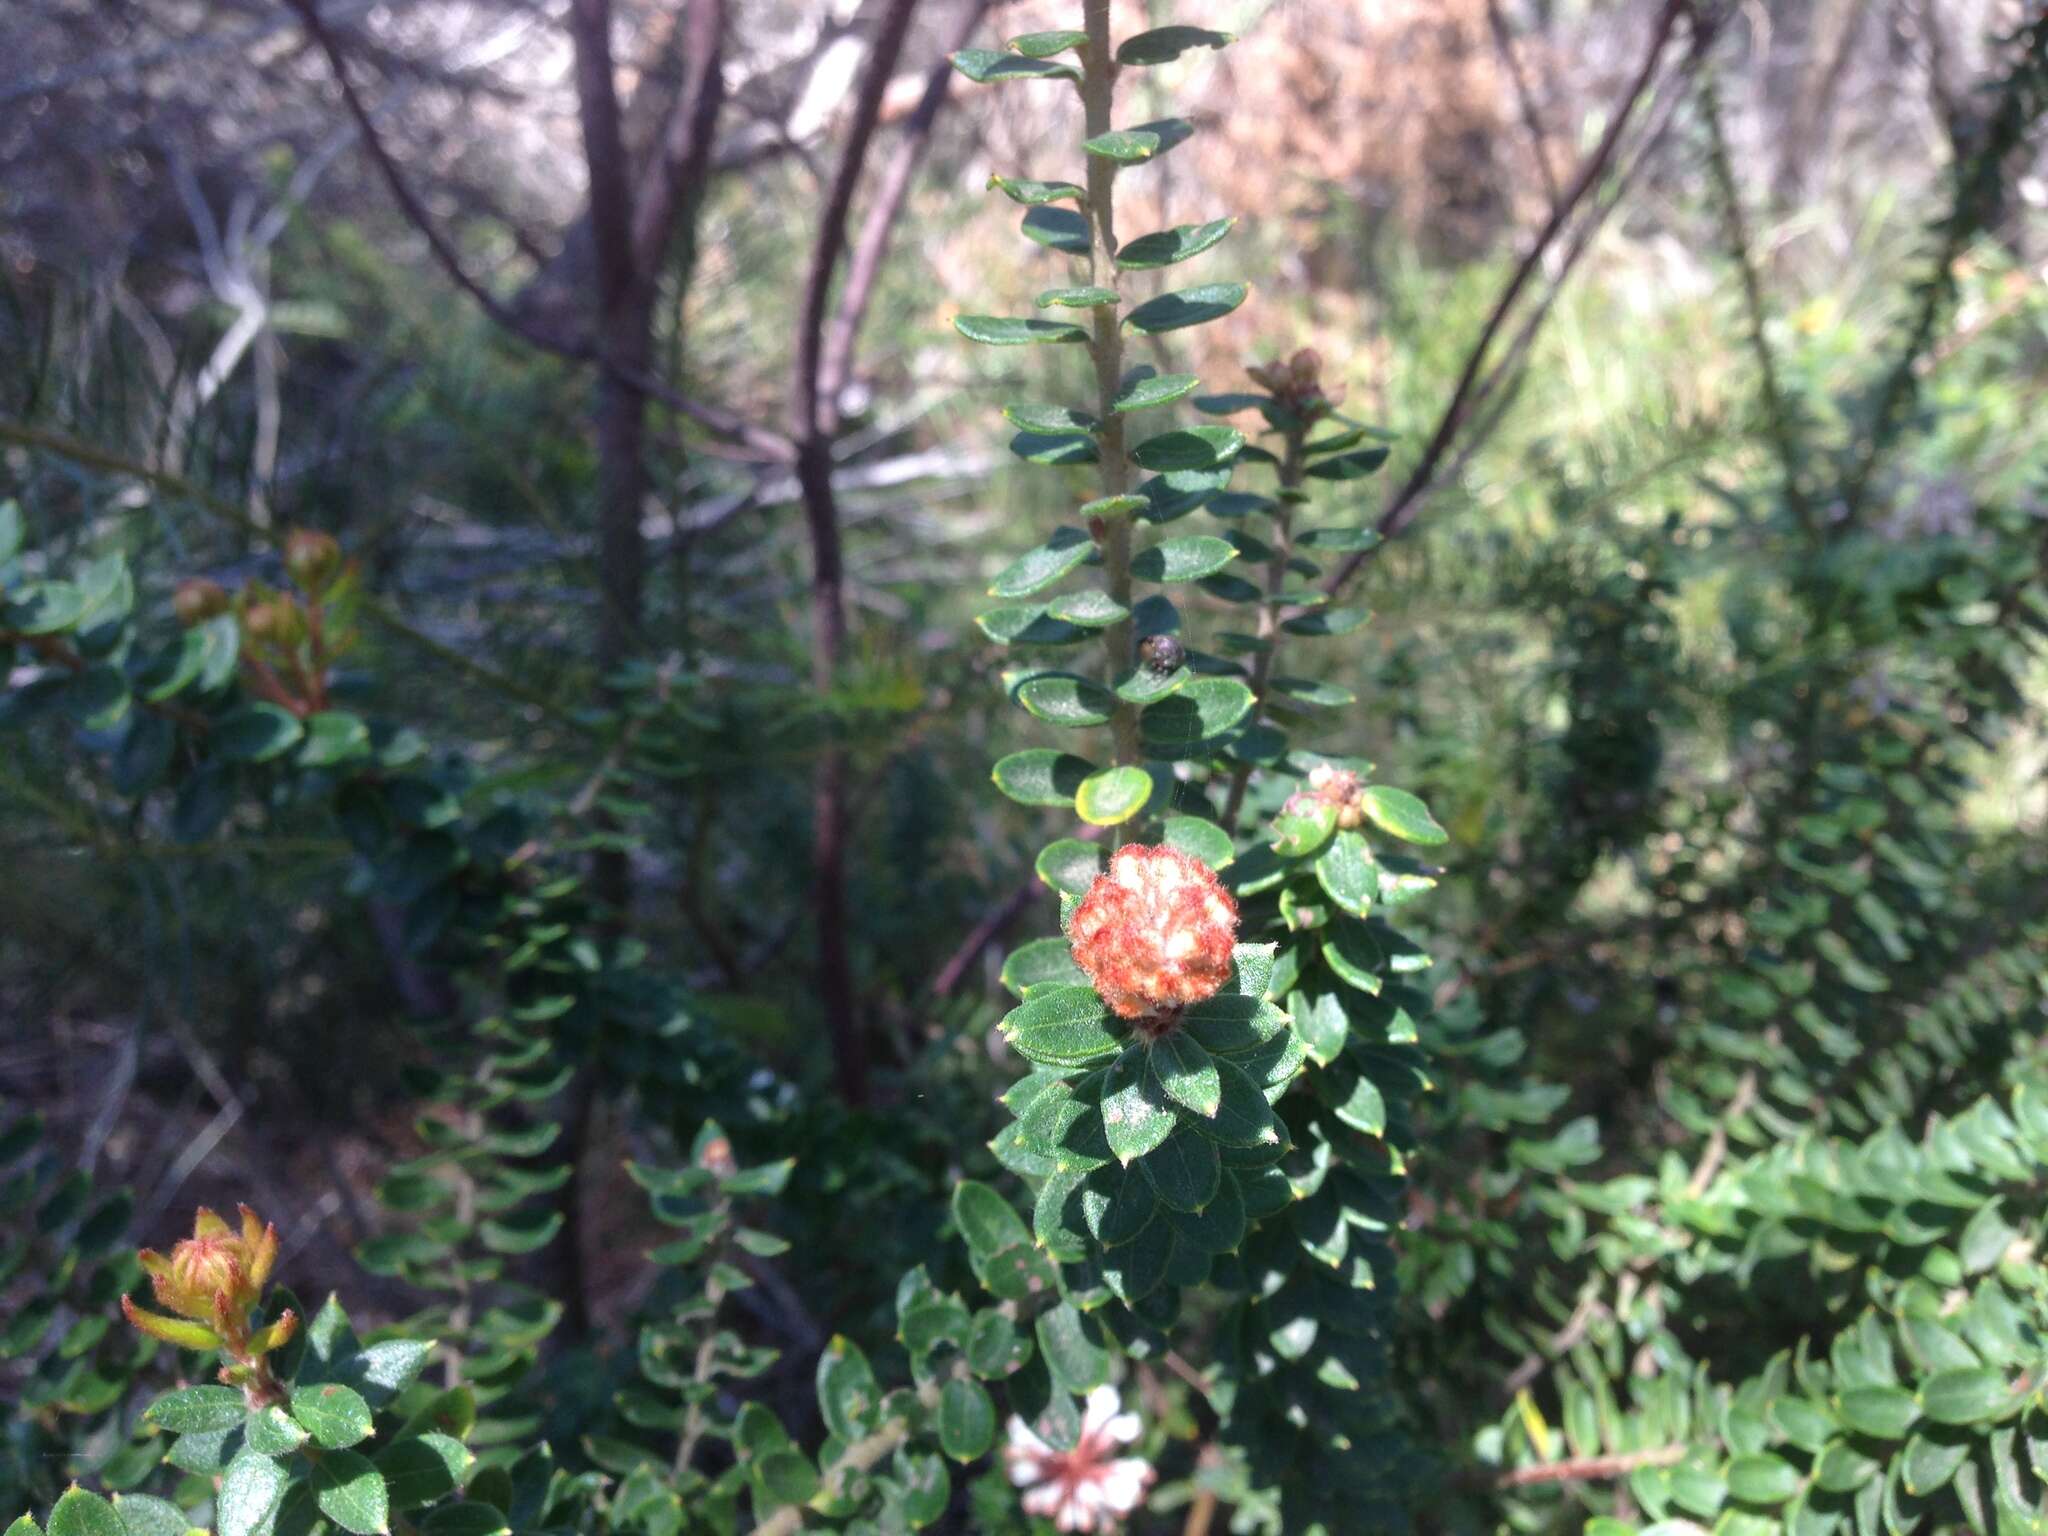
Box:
[1138,633,1185,675]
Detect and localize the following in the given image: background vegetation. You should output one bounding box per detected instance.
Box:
[3,0,2046,1532]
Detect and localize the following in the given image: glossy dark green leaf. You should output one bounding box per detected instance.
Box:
[1045,590,1127,627]
[1358,785,1449,845]
[1075,764,1151,826]
[1132,535,1237,583]
[937,1378,996,1462]
[1101,1048,1176,1163]
[292,1382,374,1449]
[1161,815,1233,869]
[1131,428,1244,472]
[1117,217,1236,271]
[1150,1031,1221,1117]
[147,1384,247,1433]
[1140,677,1255,753]
[1016,673,1115,727]
[954,315,1089,346]
[1036,838,1106,896]
[213,703,304,763]
[1010,430,1099,466]
[1113,372,1201,412]
[299,711,370,768]
[1315,830,1377,916]
[1000,987,1122,1067]
[988,174,1084,206]
[219,1449,291,1536]
[992,749,1095,806]
[817,1335,882,1441]
[951,48,1078,84]
[1304,446,1391,480]
[1296,525,1383,552]
[48,1492,123,1536]
[1137,1128,1220,1211]
[1021,207,1091,255]
[1280,606,1370,638]
[990,527,1096,598]
[1116,25,1234,63]
[1124,282,1249,334]
[1920,1367,2012,1425]
[1035,1302,1109,1393]
[1007,28,1086,57]
[1837,1386,1920,1440]
[1037,285,1118,309]
[1725,1453,1801,1505]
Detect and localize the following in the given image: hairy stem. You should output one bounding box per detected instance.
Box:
[1081,0,1141,787]
[1220,428,1307,831]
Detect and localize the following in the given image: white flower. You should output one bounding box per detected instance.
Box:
[1005,1384,1155,1533]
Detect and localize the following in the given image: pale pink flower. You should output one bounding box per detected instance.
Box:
[1005,1384,1155,1533]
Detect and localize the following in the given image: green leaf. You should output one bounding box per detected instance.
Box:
[1140,677,1255,753]
[1076,765,1151,826]
[1358,785,1448,845]
[219,1449,291,1536]
[1315,831,1377,916]
[1016,673,1115,727]
[1036,838,1106,896]
[990,527,1095,597]
[1137,1128,1221,1211]
[1323,920,1385,994]
[1021,207,1090,255]
[817,1336,881,1442]
[292,1382,375,1448]
[1100,1215,1172,1302]
[953,1183,1033,1259]
[1161,815,1233,869]
[1084,129,1164,163]
[1124,283,1249,335]
[1045,590,1127,627]
[1034,1167,1091,1262]
[987,175,1085,206]
[299,711,370,768]
[1000,987,1123,1066]
[1304,446,1391,480]
[1271,801,1338,857]
[1838,1386,1920,1440]
[1190,1057,1287,1149]
[1034,1303,1109,1393]
[1007,28,1086,57]
[417,1506,507,1536]
[1113,372,1201,412]
[1037,286,1118,309]
[937,1377,997,1462]
[48,1491,123,1536]
[1150,1031,1221,1117]
[951,48,1078,84]
[245,1405,311,1455]
[111,1496,188,1536]
[1004,406,1100,440]
[1131,427,1244,472]
[213,703,305,763]
[4,581,86,635]
[992,749,1095,806]
[966,1309,1031,1379]
[1280,605,1370,637]
[313,1450,390,1536]
[1725,1453,1802,1505]
[1132,535,1238,583]
[1117,25,1234,64]
[954,315,1089,346]
[146,1383,248,1433]
[0,500,19,564]
[1920,1367,2012,1425]
[1329,1071,1384,1135]
[1010,430,1098,466]
[341,1340,433,1403]
[1102,1048,1176,1163]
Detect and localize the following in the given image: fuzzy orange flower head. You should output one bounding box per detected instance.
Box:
[122,1205,294,1362]
[1069,845,1238,1029]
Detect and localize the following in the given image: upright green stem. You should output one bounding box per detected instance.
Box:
[1081,1,1142,788]
[1220,428,1306,831]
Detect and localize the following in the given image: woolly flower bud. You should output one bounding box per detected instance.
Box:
[173,579,230,628]
[1069,845,1238,1024]
[283,529,342,593]
[243,599,304,649]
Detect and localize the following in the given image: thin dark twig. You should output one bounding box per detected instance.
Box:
[789,0,928,1107]
[816,0,994,428]
[1486,0,1562,208]
[1326,0,1697,596]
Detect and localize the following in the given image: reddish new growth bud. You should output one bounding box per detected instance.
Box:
[123,1205,295,1405]
[1246,347,1344,421]
[283,528,343,593]
[1287,763,1367,829]
[173,579,230,628]
[1069,844,1238,1028]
